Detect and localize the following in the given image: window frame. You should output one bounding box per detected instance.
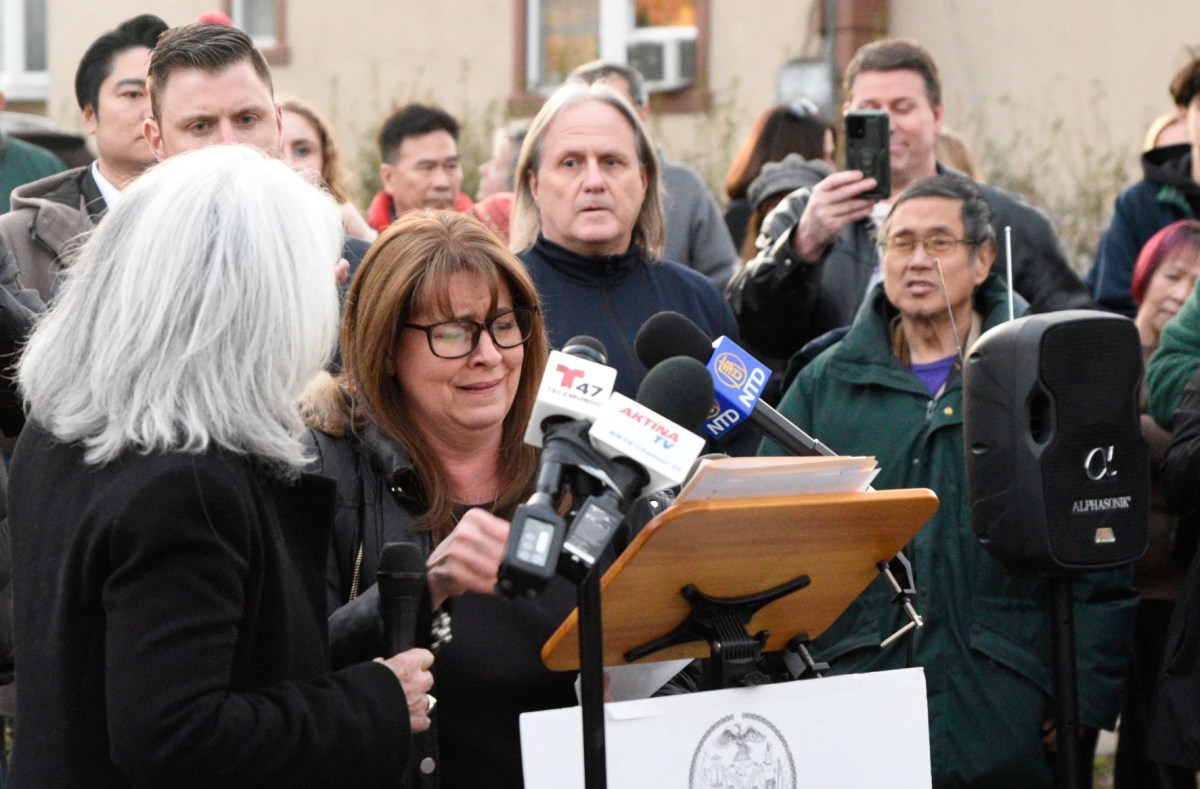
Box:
[0,0,50,102]
[224,0,291,66]
[511,0,711,115]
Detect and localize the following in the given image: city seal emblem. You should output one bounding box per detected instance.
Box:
[689,711,796,789]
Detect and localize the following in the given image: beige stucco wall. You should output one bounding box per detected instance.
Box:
[893,0,1195,178]
[42,0,516,196]
[271,0,515,193]
[43,0,211,124]
[43,0,815,201]
[42,0,1194,225]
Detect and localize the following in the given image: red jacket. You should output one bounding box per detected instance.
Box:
[366,191,474,233]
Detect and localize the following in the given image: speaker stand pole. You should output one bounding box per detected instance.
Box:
[1051,577,1080,789]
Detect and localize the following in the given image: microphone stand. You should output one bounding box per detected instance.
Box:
[558,457,647,789]
[578,565,607,789]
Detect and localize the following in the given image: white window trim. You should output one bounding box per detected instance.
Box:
[524,0,701,98]
[1,0,50,101]
[229,0,279,50]
[525,0,632,94]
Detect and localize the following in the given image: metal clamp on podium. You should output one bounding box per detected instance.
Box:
[878,556,924,649]
[623,575,812,689]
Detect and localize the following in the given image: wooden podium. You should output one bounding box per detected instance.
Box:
[542,488,938,670]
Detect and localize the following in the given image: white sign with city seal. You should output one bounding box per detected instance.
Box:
[521,667,931,788]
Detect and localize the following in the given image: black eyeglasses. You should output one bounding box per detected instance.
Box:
[402,306,536,359]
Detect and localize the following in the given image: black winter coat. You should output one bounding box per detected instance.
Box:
[1150,367,1200,766]
[8,424,411,788]
[308,420,584,789]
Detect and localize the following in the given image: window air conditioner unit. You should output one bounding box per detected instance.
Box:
[626,26,696,94]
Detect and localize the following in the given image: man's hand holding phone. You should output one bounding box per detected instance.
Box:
[791,109,891,262]
[792,170,881,262]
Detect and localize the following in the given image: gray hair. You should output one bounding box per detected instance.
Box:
[880,174,996,260]
[18,145,342,470]
[510,82,664,258]
[568,59,648,108]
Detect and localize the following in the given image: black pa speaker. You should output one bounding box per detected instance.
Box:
[963,310,1149,574]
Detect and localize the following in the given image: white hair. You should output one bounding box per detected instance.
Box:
[18,145,342,470]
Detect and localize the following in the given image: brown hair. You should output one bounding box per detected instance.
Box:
[1170,52,1200,108]
[148,23,271,120]
[340,210,548,538]
[843,38,942,108]
[511,82,665,258]
[281,98,353,204]
[724,101,833,199]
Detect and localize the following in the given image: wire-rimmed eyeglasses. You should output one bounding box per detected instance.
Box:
[880,234,973,259]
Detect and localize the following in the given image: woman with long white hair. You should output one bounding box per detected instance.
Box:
[8,145,433,787]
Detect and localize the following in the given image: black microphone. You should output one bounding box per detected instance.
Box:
[634,355,716,433]
[558,356,712,579]
[635,311,835,456]
[377,542,426,654]
[561,335,608,365]
[499,337,616,598]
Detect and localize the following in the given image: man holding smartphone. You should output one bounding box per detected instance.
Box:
[727,38,1092,367]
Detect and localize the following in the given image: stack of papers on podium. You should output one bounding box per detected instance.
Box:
[675,455,879,504]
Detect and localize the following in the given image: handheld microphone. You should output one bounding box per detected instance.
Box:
[587,356,712,494]
[499,352,711,596]
[501,337,615,597]
[524,337,618,447]
[560,357,712,579]
[376,541,426,654]
[635,311,835,457]
[561,335,608,365]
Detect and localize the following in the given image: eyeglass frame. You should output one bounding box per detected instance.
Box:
[879,233,979,259]
[401,305,537,359]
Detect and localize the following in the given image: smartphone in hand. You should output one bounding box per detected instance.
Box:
[845,110,891,200]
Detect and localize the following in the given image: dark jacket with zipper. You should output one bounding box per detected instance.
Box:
[518,235,738,400]
[763,275,1136,787]
[1088,144,1200,318]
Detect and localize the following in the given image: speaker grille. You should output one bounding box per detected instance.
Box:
[1038,319,1146,567]
[964,311,1149,574]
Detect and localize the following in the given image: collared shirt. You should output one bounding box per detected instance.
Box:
[862,200,892,298]
[90,161,123,211]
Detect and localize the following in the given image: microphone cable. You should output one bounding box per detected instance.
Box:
[933,257,966,365]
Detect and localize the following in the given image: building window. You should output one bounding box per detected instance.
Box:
[0,0,50,102]
[516,0,710,113]
[225,0,290,66]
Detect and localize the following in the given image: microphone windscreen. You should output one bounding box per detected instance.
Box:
[562,335,608,365]
[636,356,715,432]
[378,541,426,580]
[634,311,713,369]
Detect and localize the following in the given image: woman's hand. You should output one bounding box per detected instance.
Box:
[379,648,435,733]
[426,508,511,609]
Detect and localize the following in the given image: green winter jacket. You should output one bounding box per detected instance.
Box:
[1148,277,1200,429]
[763,274,1137,788]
